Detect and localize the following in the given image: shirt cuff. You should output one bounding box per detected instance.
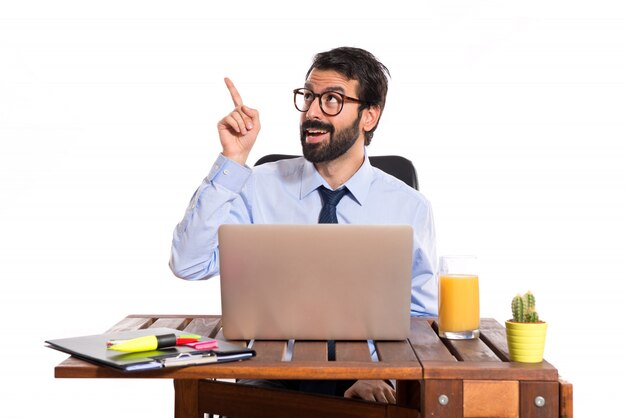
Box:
[208,154,252,193]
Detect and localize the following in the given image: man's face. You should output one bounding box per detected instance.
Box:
[299,69,364,163]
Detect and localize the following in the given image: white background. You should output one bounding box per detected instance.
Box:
[1,1,625,416]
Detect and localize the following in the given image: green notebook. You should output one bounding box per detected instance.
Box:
[46,327,255,372]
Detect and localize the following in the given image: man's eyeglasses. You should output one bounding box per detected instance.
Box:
[293,88,366,117]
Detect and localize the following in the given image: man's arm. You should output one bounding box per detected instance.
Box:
[411,198,438,316]
[169,155,252,280]
[170,79,261,280]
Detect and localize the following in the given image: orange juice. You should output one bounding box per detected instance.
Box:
[438,274,480,334]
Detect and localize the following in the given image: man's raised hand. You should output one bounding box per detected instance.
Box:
[217,77,260,166]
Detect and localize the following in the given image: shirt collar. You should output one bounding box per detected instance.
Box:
[299,148,374,206]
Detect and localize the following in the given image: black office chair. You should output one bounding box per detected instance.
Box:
[255,154,419,190]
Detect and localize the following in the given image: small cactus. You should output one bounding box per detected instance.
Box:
[511,291,541,323]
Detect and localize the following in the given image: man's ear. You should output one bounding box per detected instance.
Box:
[361,105,381,133]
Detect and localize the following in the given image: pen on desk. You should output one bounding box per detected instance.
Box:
[161,352,218,367]
[107,333,202,352]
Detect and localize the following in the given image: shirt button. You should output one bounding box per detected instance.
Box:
[223,169,230,175]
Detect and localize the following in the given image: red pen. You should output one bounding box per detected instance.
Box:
[107,334,205,352]
[175,337,202,345]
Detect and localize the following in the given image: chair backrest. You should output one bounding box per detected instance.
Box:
[254,154,419,190]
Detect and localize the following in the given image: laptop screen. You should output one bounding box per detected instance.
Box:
[218,224,413,341]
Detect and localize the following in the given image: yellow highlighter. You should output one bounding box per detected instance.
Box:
[107,334,178,353]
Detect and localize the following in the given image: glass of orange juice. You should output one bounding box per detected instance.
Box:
[438,255,480,339]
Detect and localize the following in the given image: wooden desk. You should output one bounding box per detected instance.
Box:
[54,315,573,418]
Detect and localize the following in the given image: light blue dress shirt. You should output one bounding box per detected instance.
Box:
[170,152,438,316]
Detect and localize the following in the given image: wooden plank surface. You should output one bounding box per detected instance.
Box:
[55,357,422,379]
[150,317,190,330]
[174,379,200,418]
[421,361,559,381]
[55,316,423,380]
[375,340,419,363]
[336,341,372,362]
[463,380,519,418]
[292,341,328,362]
[251,340,288,362]
[422,379,463,418]
[105,314,224,342]
[559,378,574,418]
[54,316,562,385]
[408,319,457,362]
[182,316,221,338]
[520,381,559,418]
[432,318,502,362]
[444,337,503,362]
[478,318,510,360]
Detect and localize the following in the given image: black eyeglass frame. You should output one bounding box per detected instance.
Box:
[293,88,369,116]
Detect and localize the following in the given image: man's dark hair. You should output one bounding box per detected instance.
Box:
[306,47,390,146]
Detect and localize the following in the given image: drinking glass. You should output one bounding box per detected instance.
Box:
[438,255,480,339]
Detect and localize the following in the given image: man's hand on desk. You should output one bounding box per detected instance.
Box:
[344,380,396,404]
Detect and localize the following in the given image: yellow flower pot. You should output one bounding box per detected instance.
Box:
[505,320,547,363]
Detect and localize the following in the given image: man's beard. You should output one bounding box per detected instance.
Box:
[300,113,361,163]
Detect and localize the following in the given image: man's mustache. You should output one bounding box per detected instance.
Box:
[300,120,335,135]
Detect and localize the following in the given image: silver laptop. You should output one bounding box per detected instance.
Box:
[218,224,413,341]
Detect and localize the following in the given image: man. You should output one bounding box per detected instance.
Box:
[170,47,437,403]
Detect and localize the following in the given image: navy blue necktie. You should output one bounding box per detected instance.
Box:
[317,186,347,361]
[318,186,347,224]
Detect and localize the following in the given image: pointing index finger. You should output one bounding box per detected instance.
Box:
[224,77,244,107]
